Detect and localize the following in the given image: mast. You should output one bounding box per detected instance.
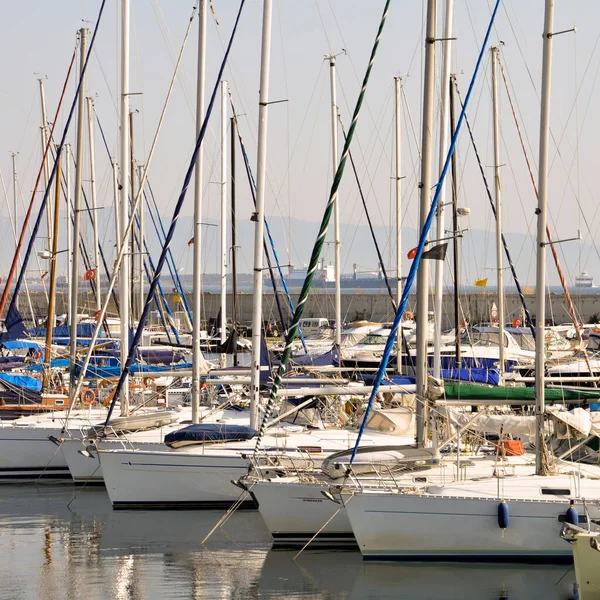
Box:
[129,110,137,321]
[394,76,402,374]
[119,0,130,414]
[328,55,342,346]
[65,144,73,323]
[230,115,238,366]
[43,153,62,390]
[38,79,53,263]
[69,27,87,409]
[192,0,207,424]
[535,0,555,475]
[491,46,505,377]
[450,75,461,367]
[415,0,437,447]
[137,163,144,320]
[11,152,19,314]
[86,96,101,312]
[432,0,454,379]
[249,0,274,430]
[220,80,227,366]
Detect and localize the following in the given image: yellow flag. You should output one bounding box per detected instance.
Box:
[474,278,488,287]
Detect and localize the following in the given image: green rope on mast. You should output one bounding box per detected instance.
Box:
[254,0,392,451]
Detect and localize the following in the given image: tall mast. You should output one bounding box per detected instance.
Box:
[129,110,137,321]
[137,163,145,320]
[10,152,19,313]
[191,0,207,424]
[416,0,437,447]
[491,46,505,377]
[328,55,342,346]
[394,76,402,375]
[450,75,461,367]
[249,0,274,430]
[119,0,130,414]
[432,0,454,379]
[43,153,62,390]
[69,27,87,409]
[65,144,73,323]
[535,0,555,475]
[230,115,238,367]
[38,79,53,261]
[86,96,101,312]
[220,80,228,366]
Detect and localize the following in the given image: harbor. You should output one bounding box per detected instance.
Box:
[2,0,600,599]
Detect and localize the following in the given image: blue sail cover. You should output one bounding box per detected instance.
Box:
[440,367,501,386]
[0,372,42,392]
[28,323,105,339]
[164,423,257,447]
[0,305,27,342]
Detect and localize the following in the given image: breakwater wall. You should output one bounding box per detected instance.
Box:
[17,290,600,331]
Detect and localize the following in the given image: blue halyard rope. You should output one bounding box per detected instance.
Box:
[349,0,502,463]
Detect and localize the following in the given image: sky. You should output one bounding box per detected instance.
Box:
[0,0,598,288]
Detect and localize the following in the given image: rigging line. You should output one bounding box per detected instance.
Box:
[338,115,394,308]
[349,0,502,464]
[497,57,594,378]
[254,0,394,454]
[230,105,303,348]
[0,4,108,325]
[339,113,416,374]
[452,77,535,339]
[0,48,77,321]
[102,0,246,426]
[228,92,305,330]
[145,179,193,324]
[65,3,198,426]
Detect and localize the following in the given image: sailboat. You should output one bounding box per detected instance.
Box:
[342,0,600,562]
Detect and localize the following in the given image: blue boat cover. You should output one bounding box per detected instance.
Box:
[28,323,105,339]
[164,423,257,447]
[0,372,42,391]
[1,340,42,351]
[440,367,501,386]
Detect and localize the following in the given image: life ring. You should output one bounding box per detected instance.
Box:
[80,388,96,406]
[403,310,414,321]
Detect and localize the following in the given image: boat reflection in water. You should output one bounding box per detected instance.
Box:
[0,486,577,599]
[260,550,578,600]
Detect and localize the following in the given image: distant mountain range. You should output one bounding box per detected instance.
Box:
[0,212,595,289]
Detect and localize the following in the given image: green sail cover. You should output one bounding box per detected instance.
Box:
[444,382,600,402]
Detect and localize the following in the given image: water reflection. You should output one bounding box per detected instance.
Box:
[0,487,578,599]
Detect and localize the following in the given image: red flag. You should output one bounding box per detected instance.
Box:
[407,247,417,259]
[188,237,195,246]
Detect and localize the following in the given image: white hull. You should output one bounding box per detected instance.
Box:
[0,425,73,481]
[346,486,600,561]
[98,428,414,509]
[253,479,353,547]
[99,447,253,509]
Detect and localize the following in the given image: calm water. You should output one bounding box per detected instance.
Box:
[0,486,578,600]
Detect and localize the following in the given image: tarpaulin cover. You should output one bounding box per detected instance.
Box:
[164,423,257,447]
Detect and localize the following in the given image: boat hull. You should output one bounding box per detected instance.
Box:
[98,448,256,509]
[253,479,354,548]
[346,492,600,562]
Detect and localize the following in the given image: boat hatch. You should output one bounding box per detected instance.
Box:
[541,487,571,496]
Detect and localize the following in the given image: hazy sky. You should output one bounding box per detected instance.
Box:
[0,1,598,286]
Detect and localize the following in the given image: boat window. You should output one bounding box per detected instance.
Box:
[511,333,536,351]
[541,488,571,496]
[361,334,388,346]
[365,412,396,433]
